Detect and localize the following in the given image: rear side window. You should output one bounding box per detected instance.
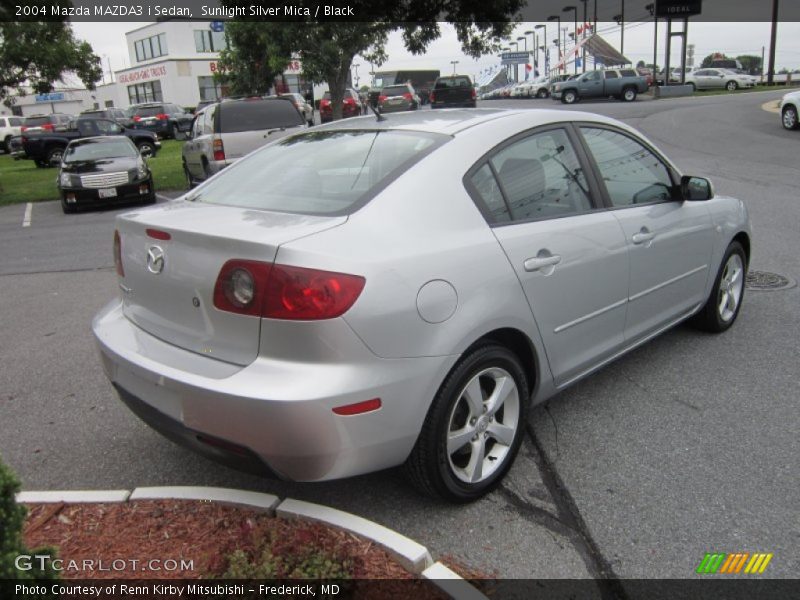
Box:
[218,100,304,133]
[605,71,619,79]
[620,69,637,77]
[193,130,446,215]
[489,128,593,221]
[435,77,471,88]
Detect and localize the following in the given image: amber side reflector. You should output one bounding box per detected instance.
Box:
[332,398,382,416]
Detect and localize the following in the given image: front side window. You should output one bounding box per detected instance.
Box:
[192,130,445,215]
[584,71,601,81]
[580,127,673,207]
[489,128,593,221]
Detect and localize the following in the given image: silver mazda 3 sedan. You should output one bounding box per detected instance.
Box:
[93,109,751,502]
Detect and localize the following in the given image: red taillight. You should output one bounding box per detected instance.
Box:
[113,230,124,277]
[403,92,413,101]
[429,91,435,102]
[156,113,169,120]
[213,138,225,161]
[332,398,382,416]
[344,97,356,105]
[42,124,54,131]
[378,95,387,103]
[146,228,171,241]
[213,261,365,320]
[20,126,28,132]
[320,99,331,108]
[471,88,477,99]
[133,116,142,122]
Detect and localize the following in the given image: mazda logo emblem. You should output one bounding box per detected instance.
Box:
[146,246,165,274]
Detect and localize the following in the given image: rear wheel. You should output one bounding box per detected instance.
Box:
[184,163,195,189]
[622,87,637,102]
[690,241,746,333]
[46,146,65,167]
[3,135,10,154]
[688,82,696,92]
[782,105,799,130]
[404,344,529,502]
[562,90,578,104]
[536,88,549,99]
[137,141,155,157]
[726,80,738,91]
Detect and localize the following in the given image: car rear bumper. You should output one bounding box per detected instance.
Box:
[431,100,476,109]
[92,300,453,482]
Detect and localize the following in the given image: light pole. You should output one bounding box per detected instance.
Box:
[518,36,528,79]
[524,30,535,76]
[548,16,561,73]
[501,47,510,80]
[450,60,459,75]
[535,24,547,76]
[579,0,588,72]
[563,6,577,74]
[613,0,626,62]
[352,62,360,88]
[510,41,519,81]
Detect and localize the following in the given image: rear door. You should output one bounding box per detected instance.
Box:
[183,109,208,179]
[470,126,630,386]
[577,125,713,342]
[218,100,305,164]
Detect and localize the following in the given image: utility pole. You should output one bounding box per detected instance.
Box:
[580,0,588,72]
[563,6,578,75]
[536,24,547,76]
[767,0,779,85]
[548,16,561,73]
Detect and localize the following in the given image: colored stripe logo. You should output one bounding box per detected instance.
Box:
[696,552,773,574]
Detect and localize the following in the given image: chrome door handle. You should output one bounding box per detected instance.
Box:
[632,231,655,244]
[524,254,562,272]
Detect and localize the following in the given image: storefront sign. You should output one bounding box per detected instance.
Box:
[501,51,531,65]
[118,65,168,84]
[656,0,702,18]
[35,92,65,102]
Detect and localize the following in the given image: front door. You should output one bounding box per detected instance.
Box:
[578,125,714,342]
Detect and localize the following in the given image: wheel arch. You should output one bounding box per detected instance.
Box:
[732,231,751,267]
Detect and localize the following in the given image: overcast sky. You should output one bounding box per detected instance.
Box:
[72,20,800,85]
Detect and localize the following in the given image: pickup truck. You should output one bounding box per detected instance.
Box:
[551,68,648,104]
[22,118,160,167]
[429,75,477,108]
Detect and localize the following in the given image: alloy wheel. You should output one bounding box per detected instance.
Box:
[446,367,520,484]
[718,253,744,323]
[783,107,798,130]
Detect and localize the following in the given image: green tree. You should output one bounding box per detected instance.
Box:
[736,54,762,74]
[700,53,727,68]
[0,4,102,106]
[636,60,645,68]
[219,0,524,120]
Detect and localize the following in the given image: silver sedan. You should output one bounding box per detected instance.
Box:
[93,109,750,502]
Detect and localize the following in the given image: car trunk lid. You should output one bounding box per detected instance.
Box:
[116,202,346,365]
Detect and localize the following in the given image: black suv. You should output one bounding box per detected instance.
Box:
[429,76,477,109]
[129,103,193,138]
[80,107,133,128]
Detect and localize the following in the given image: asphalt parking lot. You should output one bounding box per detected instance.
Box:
[1,89,798,589]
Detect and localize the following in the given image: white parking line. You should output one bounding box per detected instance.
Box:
[22,203,32,227]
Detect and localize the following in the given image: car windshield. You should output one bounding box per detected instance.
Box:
[134,106,164,117]
[64,139,137,162]
[192,130,446,215]
[435,77,471,88]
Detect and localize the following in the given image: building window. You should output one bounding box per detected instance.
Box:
[127,80,163,104]
[104,100,114,108]
[194,30,226,53]
[198,76,224,101]
[135,33,167,62]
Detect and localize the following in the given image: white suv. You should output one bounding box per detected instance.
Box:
[780,90,799,130]
[0,115,25,153]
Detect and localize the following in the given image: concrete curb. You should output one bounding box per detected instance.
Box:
[277,497,433,574]
[16,486,482,598]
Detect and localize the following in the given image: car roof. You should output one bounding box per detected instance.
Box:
[67,135,135,145]
[313,108,620,136]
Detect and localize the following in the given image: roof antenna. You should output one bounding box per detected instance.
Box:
[368,102,387,122]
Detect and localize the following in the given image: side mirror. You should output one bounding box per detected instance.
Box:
[681,175,714,201]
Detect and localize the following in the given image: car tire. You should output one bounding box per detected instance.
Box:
[688,82,696,92]
[46,146,65,167]
[690,241,747,333]
[3,136,10,154]
[170,124,179,139]
[622,87,637,102]
[536,88,549,99]
[726,81,738,91]
[404,344,529,502]
[782,105,799,130]
[562,90,578,104]
[61,198,76,214]
[137,141,156,157]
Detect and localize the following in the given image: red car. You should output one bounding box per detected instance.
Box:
[319,88,362,123]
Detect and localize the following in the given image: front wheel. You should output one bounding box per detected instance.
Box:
[688,82,696,92]
[622,87,637,102]
[46,146,65,167]
[726,81,738,91]
[562,90,578,104]
[3,136,10,154]
[137,141,155,157]
[782,105,799,130]
[536,88,549,99]
[404,344,529,502]
[690,241,747,333]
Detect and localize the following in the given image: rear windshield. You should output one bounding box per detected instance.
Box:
[435,77,471,89]
[64,139,137,162]
[192,130,446,215]
[25,116,53,126]
[218,100,304,133]
[133,106,164,117]
[382,85,409,96]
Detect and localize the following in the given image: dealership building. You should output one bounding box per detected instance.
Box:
[2,20,312,117]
